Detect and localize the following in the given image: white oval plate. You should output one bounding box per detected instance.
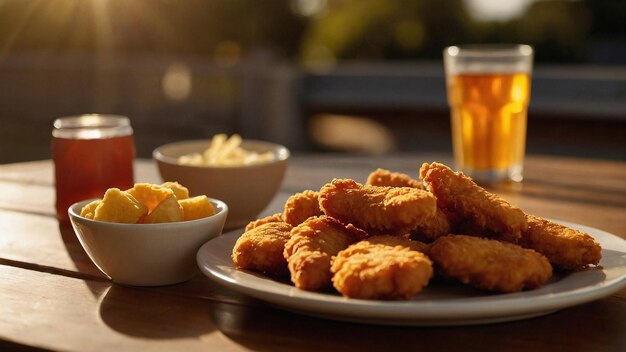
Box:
[196,220,626,326]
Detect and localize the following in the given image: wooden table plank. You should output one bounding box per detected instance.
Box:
[0,208,271,306]
[0,210,103,278]
[0,160,162,186]
[1,154,625,352]
[0,160,163,217]
[0,265,240,352]
[1,265,624,352]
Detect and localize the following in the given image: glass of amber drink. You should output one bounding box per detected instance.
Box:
[52,115,135,222]
[444,44,533,183]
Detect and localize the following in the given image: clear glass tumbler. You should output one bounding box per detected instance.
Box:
[444,44,533,183]
[52,114,135,221]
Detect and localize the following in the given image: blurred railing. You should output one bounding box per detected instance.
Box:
[1,53,625,163]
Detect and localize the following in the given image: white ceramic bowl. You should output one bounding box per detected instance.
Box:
[68,198,228,286]
[153,139,289,230]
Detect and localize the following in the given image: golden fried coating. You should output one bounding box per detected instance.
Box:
[80,199,101,219]
[94,188,148,224]
[319,178,437,235]
[331,239,433,300]
[429,235,552,293]
[419,162,526,241]
[363,235,429,253]
[521,215,602,270]
[232,222,293,276]
[282,190,324,226]
[143,194,184,223]
[245,213,284,232]
[178,195,215,221]
[126,183,173,214]
[366,168,425,189]
[283,216,364,291]
[410,208,451,243]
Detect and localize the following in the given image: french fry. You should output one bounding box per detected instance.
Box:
[177,134,276,167]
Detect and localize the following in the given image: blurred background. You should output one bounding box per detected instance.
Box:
[1,0,625,163]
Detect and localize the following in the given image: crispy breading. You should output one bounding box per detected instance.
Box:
[521,215,602,270]
[178,195,215,221]
[410,207,451,243]
[232,222,293,276]
[282,190,324,226]
[80,199,101,220]
[363,235,429,253]
[160,181,189,200]
[429,235,552,293]
[126,183,174,214]
[93,188,147,224]
[283,216,364,291]
[366,168,425,189]
[319,178,437,235]
[331,239,433,300]
[419,162,526,241]
[245,213,284,232]
[144,194,184,223]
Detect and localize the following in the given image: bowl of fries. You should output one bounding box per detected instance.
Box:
[153,134,290,230]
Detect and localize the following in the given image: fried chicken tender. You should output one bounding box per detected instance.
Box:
[283,216,364,291]
[521,215,602,270]
[410,208,451,243]
[232,222,293,276]
[363,234,429,253]
[319,178,437,235]
[331,236,433,300]
[245,213,284,231]
[429,235,552,293]
[366,168,425,189]
[419,162,526,241]
[282,190,324,226]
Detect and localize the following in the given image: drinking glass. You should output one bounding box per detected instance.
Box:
[52,114,135,221]
[444,44,533,183]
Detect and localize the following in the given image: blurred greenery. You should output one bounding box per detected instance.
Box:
[0,0,623,64]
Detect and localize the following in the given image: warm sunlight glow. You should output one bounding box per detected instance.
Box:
[464,0,536,21]
[162,63,193,102]
[291,0,327,17]
[310,114,396,154]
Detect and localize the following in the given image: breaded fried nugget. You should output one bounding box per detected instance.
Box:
[419,162,526,241]
[282,190,323,226]
[245,213,284,231]
[364,234,429,253]
[521,215,602,270]
[331,237,433,300]
[410,208,451,243]
[232,222,293,276]
[319,178,437,235]
[284,216,364,291]
[429,235,552,293]
[366,168,425,189]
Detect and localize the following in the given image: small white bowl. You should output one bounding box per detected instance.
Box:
[153,139,289,230]
[68,198,228,286]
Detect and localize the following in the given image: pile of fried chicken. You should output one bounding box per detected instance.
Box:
[231,162,602,300]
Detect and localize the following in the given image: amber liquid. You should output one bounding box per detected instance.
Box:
[448,72,530,180]
[53,135,135,221]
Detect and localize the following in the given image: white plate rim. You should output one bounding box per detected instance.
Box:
[196,219,626,325]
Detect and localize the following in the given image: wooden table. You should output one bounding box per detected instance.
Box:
[1,154,625,352]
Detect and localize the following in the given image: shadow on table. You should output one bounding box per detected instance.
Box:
[99,285,217,339]
[57,221,104,277]
[207,298,625,352]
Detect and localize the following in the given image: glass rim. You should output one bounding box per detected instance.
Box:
[52,114,133,139]
[53,114,130,129]
[444,44,533,58]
